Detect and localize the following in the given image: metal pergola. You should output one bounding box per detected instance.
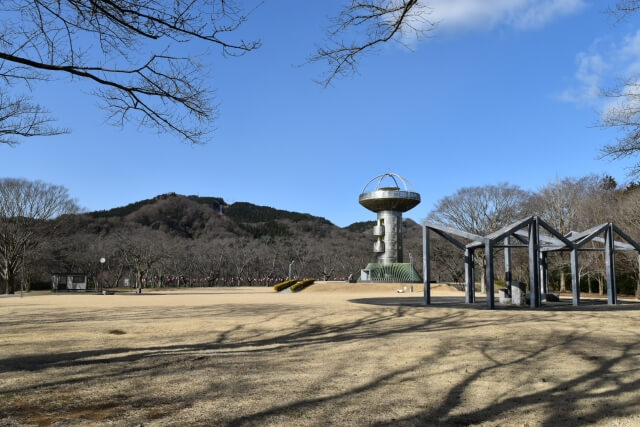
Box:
[422,216,640,309]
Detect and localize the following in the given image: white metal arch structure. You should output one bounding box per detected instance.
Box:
[361,173,418,193]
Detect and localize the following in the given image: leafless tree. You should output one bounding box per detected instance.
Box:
[599,3,640,173]
[63,234,123,290]
[601,79,640,175]
[430,233,464,283]
[0,178,79,294]
[617,186,640,298]
[428,183,533,234]
[428,183,533,292]
[193,240,228,286]
[574,176,619,295]
[225,237,255,286]
[532,176,601,234]
[316,243,341,281]
[115,227,167,293]
[532,175,608,291]
[310,0,435,87]
[0,0,260,145]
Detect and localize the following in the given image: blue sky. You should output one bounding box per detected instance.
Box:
[2,1,640,226]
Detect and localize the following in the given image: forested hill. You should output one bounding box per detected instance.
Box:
[88,193,332,224]
[222,202,332,225]
[88,193,224,218]
[81,193,341,239]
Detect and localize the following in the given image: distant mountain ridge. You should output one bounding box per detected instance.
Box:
[89,193,223,219]
[81,193,341,240]
[88,192,332,224]
[81,192,419,241]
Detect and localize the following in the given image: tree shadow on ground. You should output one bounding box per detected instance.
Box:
[0,306,504,376]
[2,300,640,425]
[222,331,640,426]
[372,336,640,426]
[350,295,640,311]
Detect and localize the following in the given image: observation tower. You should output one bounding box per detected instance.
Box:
[359,173,422,282]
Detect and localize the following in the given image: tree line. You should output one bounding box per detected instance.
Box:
[1,175,640,296]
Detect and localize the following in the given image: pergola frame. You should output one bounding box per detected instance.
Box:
[422,216,640,309]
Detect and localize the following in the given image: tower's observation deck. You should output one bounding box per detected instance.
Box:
[359,188,421,212]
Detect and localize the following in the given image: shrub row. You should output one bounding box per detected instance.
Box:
[273,279,297,292]
[291,279,315,292]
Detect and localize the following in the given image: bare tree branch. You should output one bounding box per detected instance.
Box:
[597,2,640,174]
[0,94,68,146]
[600,77,640,175]
[609,0,640,20]
[309,0,435,87]
[0,0,261,145]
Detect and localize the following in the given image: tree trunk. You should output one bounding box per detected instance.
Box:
[598,275,604,296]
[560,272,566,293]
[1,257,8,294]
[7,270,15,295]
[2,257,16,295]
[135,271,142,294]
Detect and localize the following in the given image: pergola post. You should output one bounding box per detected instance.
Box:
[465,248,475,304]
[570,248,580,306]
[423,226,431,305]
[637,253,640,300]
[529,219,541,308]
[485,241,495,309]
[605,224,617,305]
[540,252,549,295]
[504,237,512,295]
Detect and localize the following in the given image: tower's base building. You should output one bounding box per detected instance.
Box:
[360,263,422,283]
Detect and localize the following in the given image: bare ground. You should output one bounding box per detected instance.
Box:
[1,283,640,426]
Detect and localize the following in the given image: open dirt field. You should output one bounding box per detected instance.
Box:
[2,283,640,426]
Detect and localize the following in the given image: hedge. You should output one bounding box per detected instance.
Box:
[291,279,315,292]
[273,279,298,292]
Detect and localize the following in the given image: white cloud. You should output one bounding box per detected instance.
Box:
[425,0,586,32]
[560,30,640,106]
[558,52,609,104]
[618,31,640,74]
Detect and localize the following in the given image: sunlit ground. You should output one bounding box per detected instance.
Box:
[1,284,640,426]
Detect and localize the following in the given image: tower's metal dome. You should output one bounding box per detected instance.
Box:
[359,173,421,212]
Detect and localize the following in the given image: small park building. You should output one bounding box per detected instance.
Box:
[51,273,88,291]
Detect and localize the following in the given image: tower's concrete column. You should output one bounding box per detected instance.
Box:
[377,210,403,264]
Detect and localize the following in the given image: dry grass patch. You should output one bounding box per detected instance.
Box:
[1,287,640,426]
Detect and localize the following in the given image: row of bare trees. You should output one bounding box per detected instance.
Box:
[33,230,373,292]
